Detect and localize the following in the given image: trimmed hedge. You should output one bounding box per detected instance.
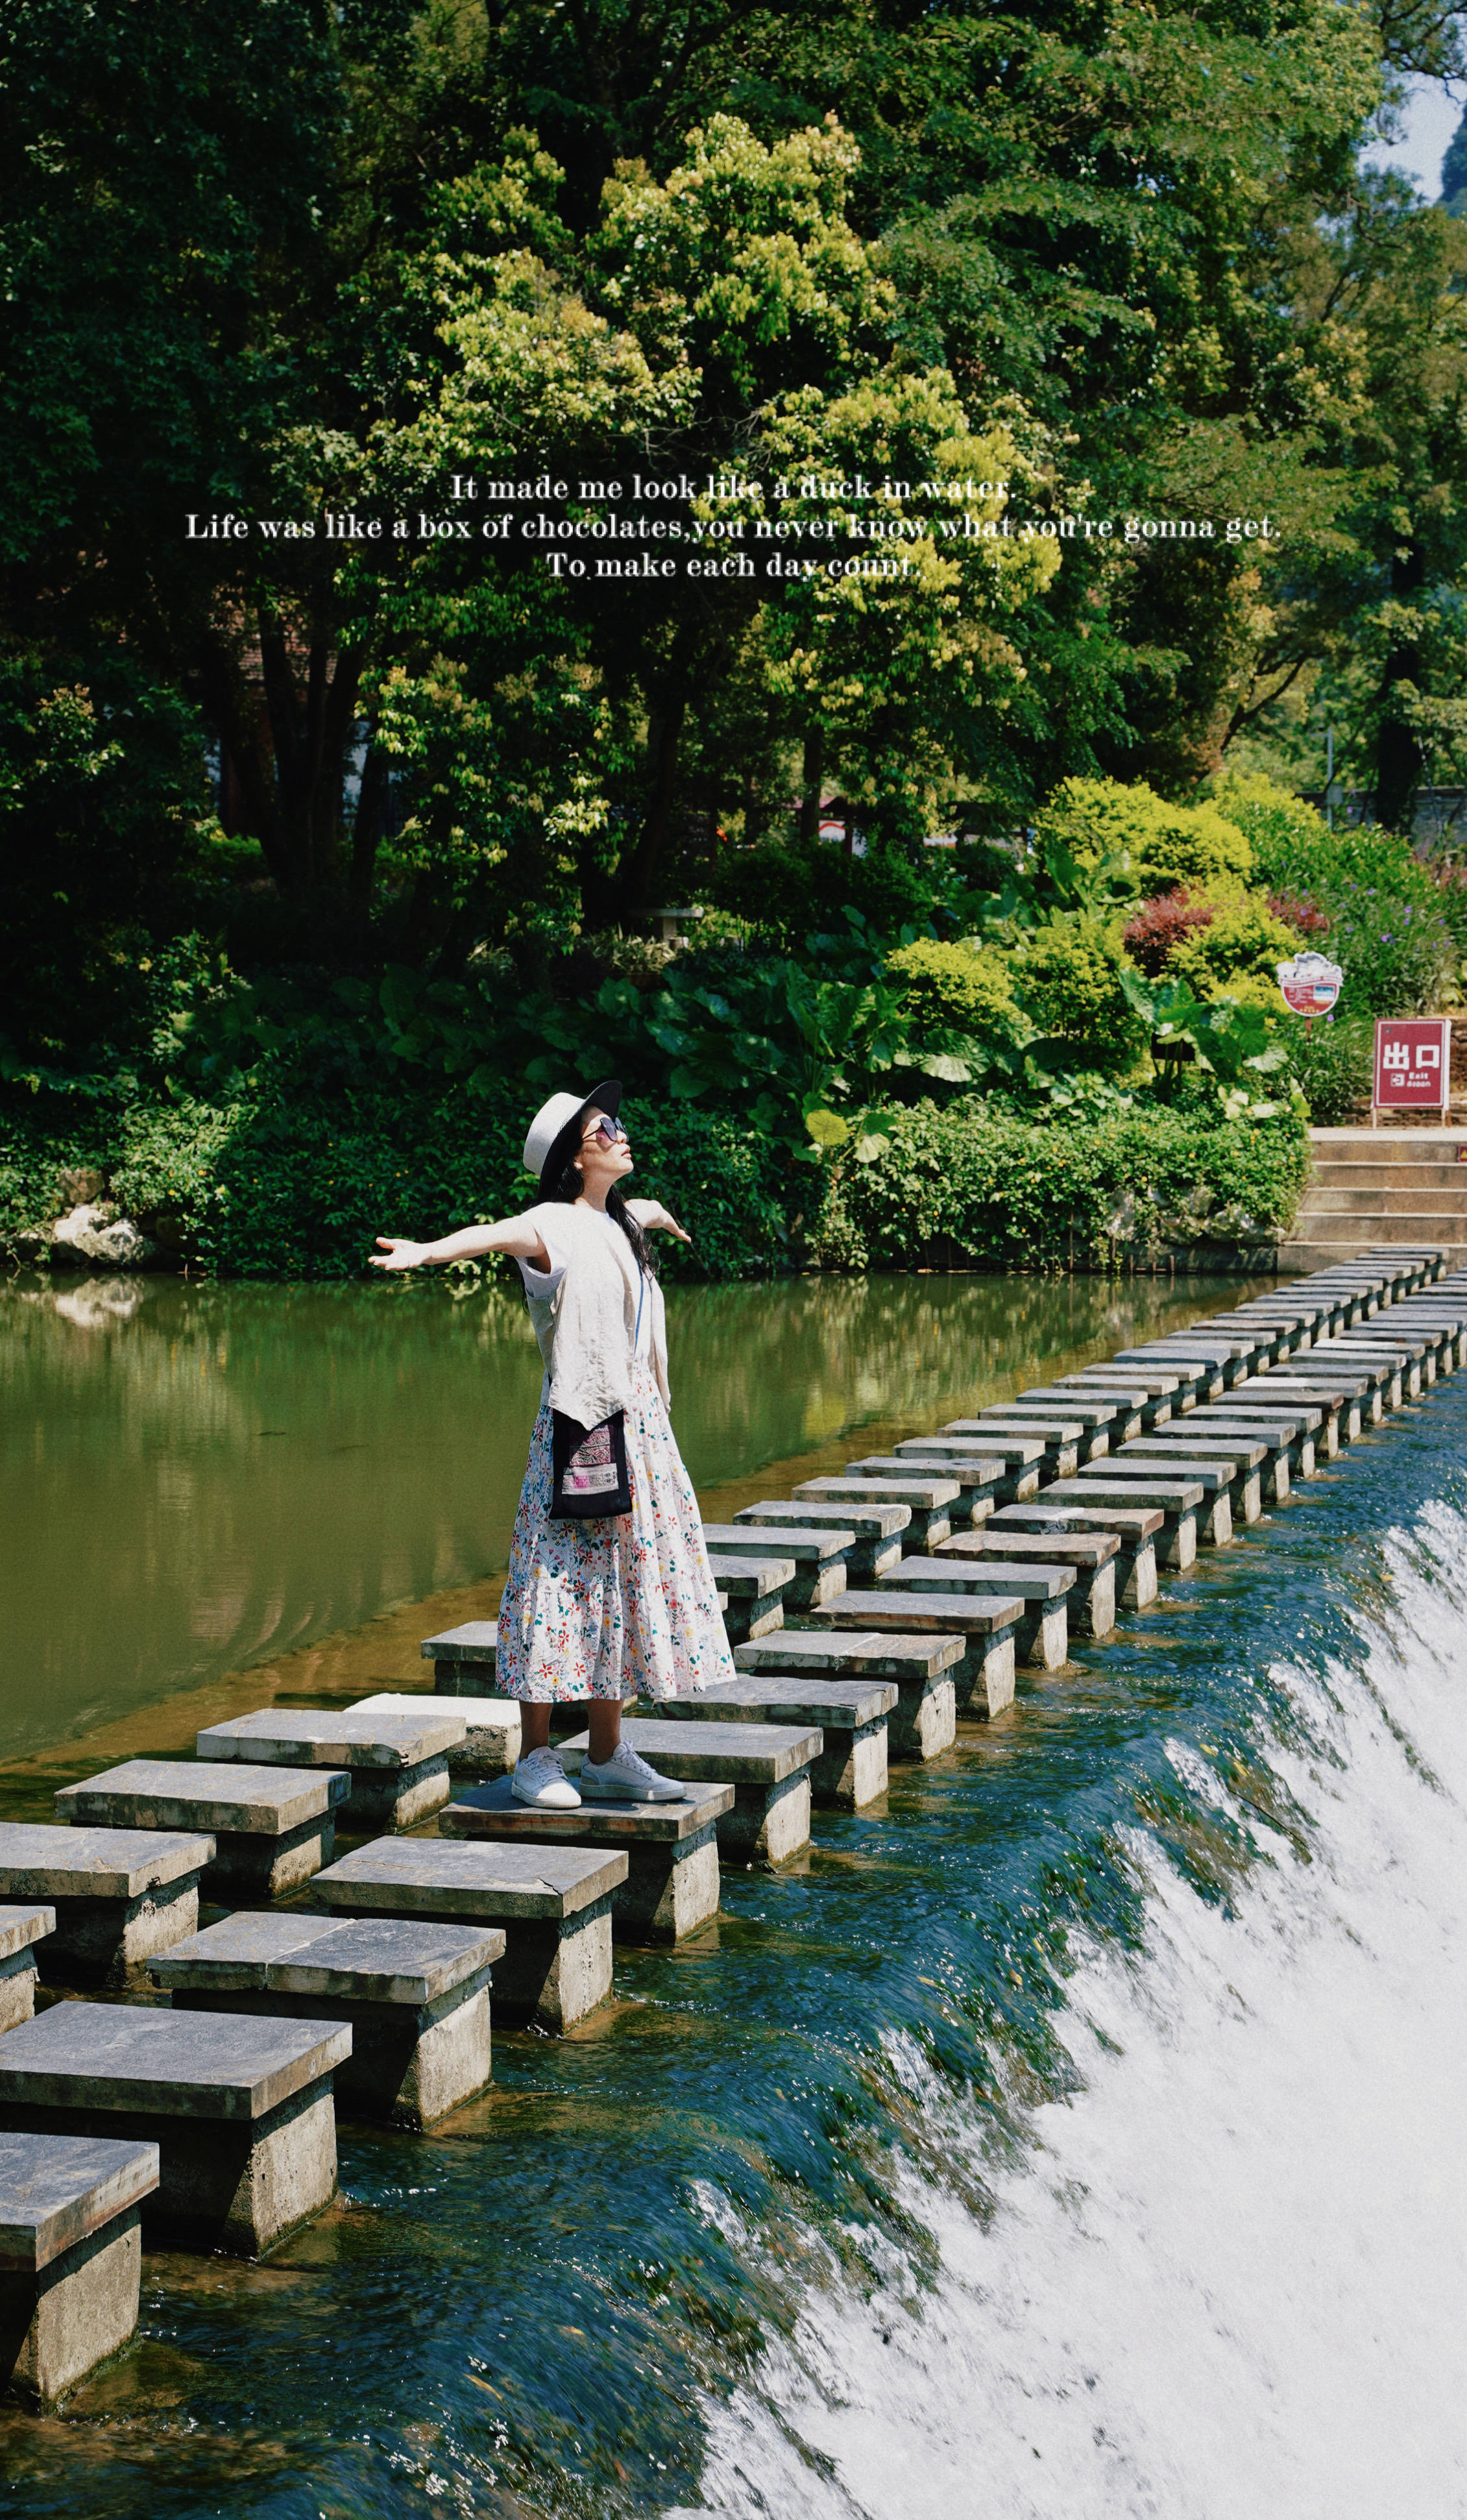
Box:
[1,1083,1309,1279]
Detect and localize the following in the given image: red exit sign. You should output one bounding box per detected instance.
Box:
[1374,1018,1451,1110]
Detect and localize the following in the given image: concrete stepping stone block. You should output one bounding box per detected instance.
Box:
[1254,1374,1362,1444]
[0,2004,348,2257]
[703,1524,853,1610]
[1006,1391,1133,1433]
[1331,1339,1416,1401]
[1174,1413,1307,1499]
[700,1550,795,1643]
[807,1590,1021,1718]
[794,1473,960,1550]
[1037,1478,1201,1569]
[149,1913,503,2127]
[1111,1349,1230,1400]
[937,1530,1119,1639]
[735,1630,962,1762]
[646,1677,897,1809]
[0,1827,213,1989]
[894,1434,1045,1500]
[989,1502,1161,1607]
[439,1775,730,1942]
[560,1721,819,1865]
[196,1707,465,1831]
[313,1837,625,2031]
[879,1555,1074,1670]
[55,1761,349,1900]
[846,1454,1007,1525]
[422,1621,500,1695]
[0,1909,55,2035]
[1055,1373,1183,1426]
[947,1413,1097,1469]
[1068,1458,1233,1546]
[1109,1438,1264,1525]
[0,2131,158,2404]
[353,1689,520,1776]
[734,1498,909,1582]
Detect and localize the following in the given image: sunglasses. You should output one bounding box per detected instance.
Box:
[583,1114,627,1149]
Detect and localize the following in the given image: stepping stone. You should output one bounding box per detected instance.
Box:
[0,2131,159,2404]
[703,1524,854,1610]
[878,1556,1073,1670]
[55,1762,350,1900]
[313,1837,626,2031]
[734,1498,909,1581]
[807,1590,1021,1718]
[353,1689,520,1776]
[422,1621,499,1694]
[735,1630,962,1762]
[0,1827,213,1990]
[970,1398,1128,1450]
[645,1678,897,1809]
[149,1913,503,2127]
[895,1434,1047,1499]
[1054,1373,1182,1426]
[989,1502,1161,1607]
[1111,1349,1231,1399]
[1018,1391,1144,1431]
[946,1413,1097,1469]
[936,1530,1118,1639]
[699,1550,795,1643]
[1254,1373,1364,1443]
[1110,1436,1266,1524]
[845,1456,1006,1524]
[0,2005,348,2257]
[1331,1338,1418,1400]
[1068,1457,1233,1546]
[0,1909,54,2035]
[1178,1412,1313,1496]
[794,1473,960,1550]
[559,1720,820,1866]
[196,1707,465,1831]
[1038,1478,1202,1568]
[439,1775,731,1942]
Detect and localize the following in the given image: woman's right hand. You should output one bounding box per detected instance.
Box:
[370,1236,431,1271]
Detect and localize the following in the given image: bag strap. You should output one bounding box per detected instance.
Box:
[634,1268,644,1354]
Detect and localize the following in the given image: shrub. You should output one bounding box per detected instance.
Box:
[824,1101,1310,1271]
[1038,777,1253,895]
[1122,889,1218,974]
[1267,892,1330,937]
[1322,885,1456,1017]
[1170,898,1303,994]
[1288,1015,1374,1125]
[883,936,1020,1034]
[705,833,942,937]
[1208,772,1330,890]
[1013,918,1147,1064]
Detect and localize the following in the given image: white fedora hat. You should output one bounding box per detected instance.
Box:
[523,1078,622,1187]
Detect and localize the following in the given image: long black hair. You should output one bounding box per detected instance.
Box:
[549,1158,656,1280]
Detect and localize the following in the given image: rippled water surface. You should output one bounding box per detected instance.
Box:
[3,1267,1466,2516]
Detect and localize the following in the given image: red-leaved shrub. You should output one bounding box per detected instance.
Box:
[1267,892,1330,937]
[1122,888,1217,975]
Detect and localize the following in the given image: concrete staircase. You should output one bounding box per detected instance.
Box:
[1282,1127,1467,1269]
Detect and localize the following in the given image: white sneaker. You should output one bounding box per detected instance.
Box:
[579,1741,686,1803]
[511,1745,582,1809]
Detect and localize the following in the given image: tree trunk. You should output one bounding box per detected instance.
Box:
[1374,542,1426,835]
[797,727,825,845]
[195,617,364,900]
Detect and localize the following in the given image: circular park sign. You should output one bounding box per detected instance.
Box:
[1276,951,1344,1016]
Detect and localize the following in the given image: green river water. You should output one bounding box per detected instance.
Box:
[5,1262,1466,2520]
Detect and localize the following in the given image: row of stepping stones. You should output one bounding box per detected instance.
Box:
[0,1244,1458,2403]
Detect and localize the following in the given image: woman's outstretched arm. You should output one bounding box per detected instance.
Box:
[624,1198,693,1246]
[370,1214,551,1271]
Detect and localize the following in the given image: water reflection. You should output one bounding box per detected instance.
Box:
[2,1266,1270,1765]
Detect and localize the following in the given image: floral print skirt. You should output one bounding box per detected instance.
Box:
[496,1362,734,1703]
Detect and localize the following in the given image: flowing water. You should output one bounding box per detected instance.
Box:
[2,1267,1466,2515]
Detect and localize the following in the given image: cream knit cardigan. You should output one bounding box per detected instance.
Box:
[516,1200,669,1432]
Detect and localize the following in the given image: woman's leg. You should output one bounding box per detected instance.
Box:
[519,1701,622,1759]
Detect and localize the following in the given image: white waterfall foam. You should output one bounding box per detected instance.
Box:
[680,1505,1467,2519]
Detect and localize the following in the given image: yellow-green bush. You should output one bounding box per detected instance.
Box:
[884,936,1020,1033]
[1207,771,1329,885]
[1170,898,1302,994]
[1014,918,1146,1064]
[1039,776,1253,896]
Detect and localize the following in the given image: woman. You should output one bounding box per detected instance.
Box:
[371,1079,733,1806]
